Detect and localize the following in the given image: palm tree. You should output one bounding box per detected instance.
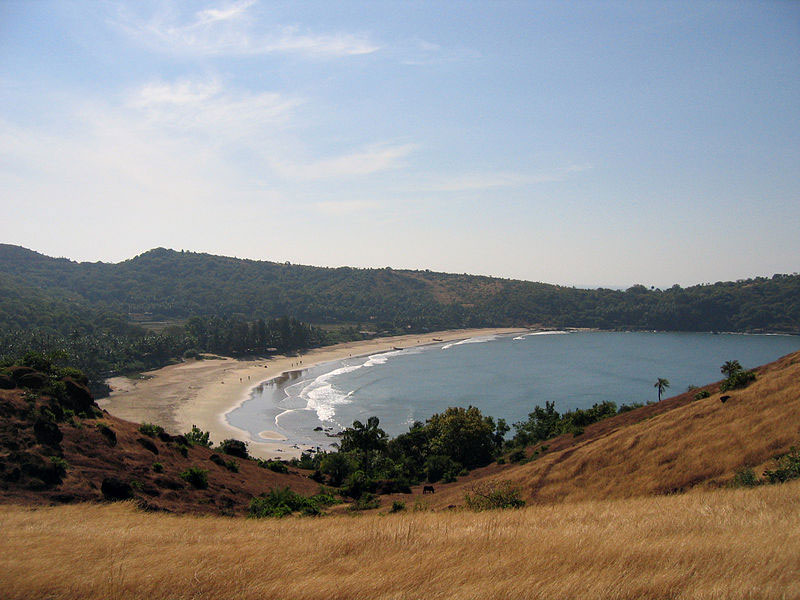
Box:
[720,360,742,378]
[655,378,670,402]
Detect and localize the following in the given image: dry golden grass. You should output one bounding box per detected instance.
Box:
[2,481,799,600]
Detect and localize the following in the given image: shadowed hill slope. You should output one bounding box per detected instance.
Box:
[0,365,319,515]
[417,350,800,509]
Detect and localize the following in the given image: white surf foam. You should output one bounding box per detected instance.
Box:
[513,330,571,340]
[441,335,499,350]
[296,349,414,421]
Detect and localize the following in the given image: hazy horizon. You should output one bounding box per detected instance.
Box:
[1,1,798,289]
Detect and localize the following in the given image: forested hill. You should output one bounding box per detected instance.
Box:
[1,244,798,333]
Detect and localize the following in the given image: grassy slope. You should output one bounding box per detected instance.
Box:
[2,483,798,599]
[417,350,800,508]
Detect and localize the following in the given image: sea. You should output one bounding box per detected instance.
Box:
[227,331,800,450]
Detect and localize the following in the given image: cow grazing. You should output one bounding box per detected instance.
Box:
[423,485,435,494]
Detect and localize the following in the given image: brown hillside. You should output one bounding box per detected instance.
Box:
[415,350,800,509]
[0,366,318,515]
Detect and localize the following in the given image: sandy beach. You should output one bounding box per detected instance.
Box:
[100,328,525,459]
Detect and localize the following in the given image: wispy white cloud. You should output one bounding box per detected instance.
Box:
[390,37,482,66]
[314,200,378,215]
[127,78,301,139]
[119,1,380,58]
[272,143,417,180]
[423,165,592,192]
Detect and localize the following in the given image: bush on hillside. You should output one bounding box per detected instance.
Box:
[180,466,209,489]
[763,447,800,484]
[185,425,212,447]
[139,423,164,437]
[464,482,525,511]
[219,438,249,459]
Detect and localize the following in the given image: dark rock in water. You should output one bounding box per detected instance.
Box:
[62,377,95,414]
[136,437,159,454]
[313,426,323,431]
[34,418,63,447]
[98,424,117,447]
[0,374,15,389]
[101,477,134,500]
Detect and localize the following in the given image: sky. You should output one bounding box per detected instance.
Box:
[1,1,798,288]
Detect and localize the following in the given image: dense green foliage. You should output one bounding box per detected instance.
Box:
[0,314,326,395]
[248,487,339,518]
[719,360,757,392]
[292,408,507,497]
[509,400,621,447]
[179,466,209,489]
[2,244,799,333]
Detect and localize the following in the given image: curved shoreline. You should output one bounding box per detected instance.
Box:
[100,328,526,459]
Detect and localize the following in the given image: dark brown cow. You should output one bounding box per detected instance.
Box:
[423,485,435,494]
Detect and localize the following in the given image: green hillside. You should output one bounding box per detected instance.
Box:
[2,244,798,333]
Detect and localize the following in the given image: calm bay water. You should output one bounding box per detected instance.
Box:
[227,331,800,450]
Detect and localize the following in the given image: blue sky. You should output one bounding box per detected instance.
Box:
[1,1,798,287]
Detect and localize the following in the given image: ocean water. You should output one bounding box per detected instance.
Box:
[227,331,800,450]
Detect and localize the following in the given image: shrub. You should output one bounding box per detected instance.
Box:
[139,423,164,437]
[763,447,800,484]
[390,500,406,513]
[464,482,525,511]
[694,390,711,400]
[180,466,209,489]
[720,369,756,392]
[152,462,164,473]
[509,449,526,463]
[618,402,645,413]
[49,456,68,478]
[185,425,212,447]
[341,470,375,499]
[348,492,380,512]
[257,459,289,474]
[731,467,760,487]
[219,438,249,459]
[249,487,338,518]
[225,459,239,473]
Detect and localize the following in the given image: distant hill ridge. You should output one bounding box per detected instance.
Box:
[1,244,798,333]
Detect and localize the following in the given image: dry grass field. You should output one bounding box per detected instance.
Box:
[2,481,799,600]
